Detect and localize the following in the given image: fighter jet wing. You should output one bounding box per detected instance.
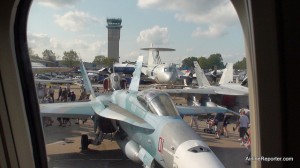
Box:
[40,101,94,118]
[40,100,154,130]
[163,88,217,95]
[176,105,239,116]
[163,86,248,96]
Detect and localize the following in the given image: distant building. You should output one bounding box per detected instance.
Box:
[106,18,122,63]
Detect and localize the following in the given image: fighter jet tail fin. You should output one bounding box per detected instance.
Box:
[193,61,210,87]
[219,63,234,85]
[80,61,96,99]
[129,56,143,92]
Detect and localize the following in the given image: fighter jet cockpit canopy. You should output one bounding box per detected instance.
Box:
[137,90,179,116]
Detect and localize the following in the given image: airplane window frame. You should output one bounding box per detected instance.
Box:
[3,0,294,167]
[13,0,48,167]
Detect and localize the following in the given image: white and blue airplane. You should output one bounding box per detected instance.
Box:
[141,47,179,84]
[39,56,239,168]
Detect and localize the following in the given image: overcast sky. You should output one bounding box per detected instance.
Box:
[27,0,245,64]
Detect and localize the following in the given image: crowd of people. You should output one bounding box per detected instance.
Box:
[201,107,251,165]
[39,83,89,127]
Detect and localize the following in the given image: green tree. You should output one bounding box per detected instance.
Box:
[42,49,56,62]
[207,53,225,69]
[61,50,80,68]
[233,57,247,69]
[182,57,198,69]
[28,48,41,60]
[93,55,106,66]
[102,57,117,67]
[197,56,209,69]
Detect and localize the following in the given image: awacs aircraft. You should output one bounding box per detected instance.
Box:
[163,61,248,96]
[140,47,179,84]
[39,56,238,168]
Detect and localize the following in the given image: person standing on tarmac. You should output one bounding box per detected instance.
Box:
[233,110,250,146]
[214,112,225,139]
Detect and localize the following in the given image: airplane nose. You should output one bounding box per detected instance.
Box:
[173,140,224,168]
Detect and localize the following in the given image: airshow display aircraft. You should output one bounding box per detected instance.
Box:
[140,47,179,84]
[39,56,239,168]
[162,61,249,96]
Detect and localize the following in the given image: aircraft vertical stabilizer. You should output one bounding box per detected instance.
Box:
[80,61,96,99]
[129,56,143,92]
[219,63,234,84]
[193,61,210,87]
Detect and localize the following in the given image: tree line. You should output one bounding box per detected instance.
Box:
[28,49,116,68]
[29,49,246,70]
[182,53,246,70]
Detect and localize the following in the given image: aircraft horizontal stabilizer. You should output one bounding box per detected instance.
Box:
[40,101,94,118]
[95,103,154,131]
[176,105,239,116]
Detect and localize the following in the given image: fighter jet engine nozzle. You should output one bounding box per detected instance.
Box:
[173,140,224,168]
[116,138,141,163]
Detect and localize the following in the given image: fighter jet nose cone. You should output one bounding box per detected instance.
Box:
[174,140,224,168]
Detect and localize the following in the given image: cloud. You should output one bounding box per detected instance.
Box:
[120,51,142,63]
[35,0,82,9]
[55,11,103,32]
[137,26,169,45]
[27,32,106,61]
[137,0,238,38]
[73,40,106,55]
[192,24,227,38]
[27,32,62,51]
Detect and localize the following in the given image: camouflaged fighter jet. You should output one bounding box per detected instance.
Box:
[39,56,237,168]
[162,61,249,96]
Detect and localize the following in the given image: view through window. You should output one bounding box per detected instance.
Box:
[27,0,250,167]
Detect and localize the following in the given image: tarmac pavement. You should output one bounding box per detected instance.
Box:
[43,118,250,168]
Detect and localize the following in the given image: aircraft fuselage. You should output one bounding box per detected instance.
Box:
[143,64,178,84]
[103,89,224,168]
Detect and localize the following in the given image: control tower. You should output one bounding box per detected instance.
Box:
[106,18,122,63]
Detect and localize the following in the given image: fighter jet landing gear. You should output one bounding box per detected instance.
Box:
[81,127,120,150]
[81,134,93,150]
